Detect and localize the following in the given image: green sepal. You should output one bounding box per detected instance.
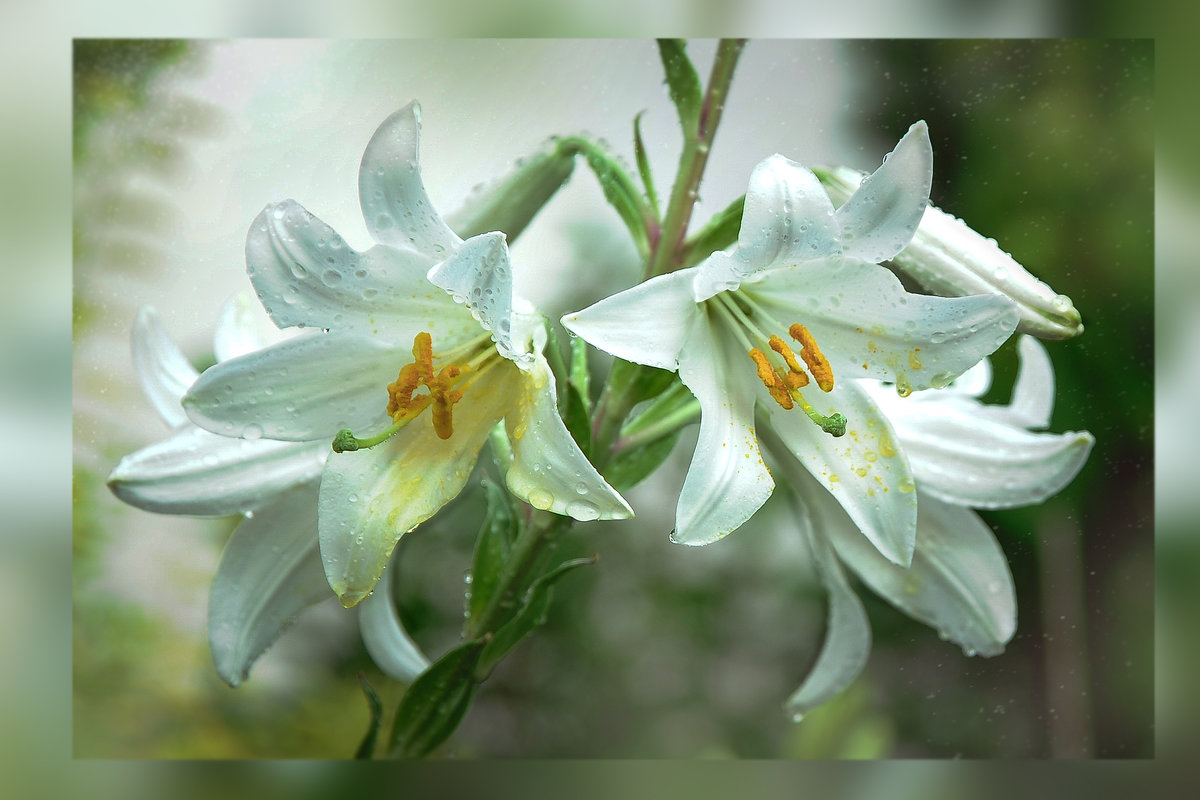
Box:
[446,141,576,243]
[466,479,520,626]
[682,192,744,267]
[604,427,684,492]
[474,556,598,679]
[656,39,702,134]
[633,111,660,218]
[388,640,487,758]
[568,335,592,414]
[354,672,384,759]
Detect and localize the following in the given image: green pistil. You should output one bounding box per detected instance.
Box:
[798,400,847,438]
[331,416,414,453]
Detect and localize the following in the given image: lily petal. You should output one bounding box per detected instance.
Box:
[1002,334,1055,429]
[504,354,633,521]
[358,101,462,259]
[132,307,197,428]
[208,483,332,687]
[750,259,1019,392]
[886,400,1095,508]
[246,200,477,345]
[835,121,932,264]
[732,153,840,274]
[672,314,774,544]
[785,492,872,716]
[763,379,918,566]
[318,361,520,606]
[827,492,1016,656]
[561,268,699,371]
[358,555,430,682]
[213,292,265,363]
[427,231,528,364]
[107,425,326,516]
[183,332,398,442]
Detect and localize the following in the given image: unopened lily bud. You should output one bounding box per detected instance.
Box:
[446,140,576,243]
[818,166,1083,340]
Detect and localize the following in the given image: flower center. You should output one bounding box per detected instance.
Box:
[332,331,495,453]
[712,292,847,438]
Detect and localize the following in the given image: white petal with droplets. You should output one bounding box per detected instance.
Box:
[504,354,632,521]
[671,313,774,544]
[208,483,332,687]
[764,379,917,566]
[107,425,326,516]
[318,360,519,607]
[358,101,461,259]
[835,121,932,264]
[131,307,197,428]
[827,492,1016,656]
[358,555,430,682]
[183,332,398,442]
[562,268,699,371]
[749,259,1019,392]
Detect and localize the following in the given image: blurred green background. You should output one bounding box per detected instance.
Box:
[70,38,1154,760]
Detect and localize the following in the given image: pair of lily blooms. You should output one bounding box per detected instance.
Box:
[108,102,1093,714]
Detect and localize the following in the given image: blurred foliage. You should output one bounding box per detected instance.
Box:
[72,39,1152,759]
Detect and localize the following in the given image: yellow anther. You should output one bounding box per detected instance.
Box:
[768,335,804,375]
[789,323,835,393]
[749,348,794,409]
[385,332,472,438]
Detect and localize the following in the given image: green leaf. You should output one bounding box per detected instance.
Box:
[475,556,598,678]
[467,480,519,625]
[542,322,571,411]
[563,384,593,456]
[633,111,660,217]
[682,193,744,267]
[446,141,576,243]
[657,39,702,134]
[561,136,652,256]
[354,672,384,759]
[605,427,684,492]
[568,335,592,413]
[388,640,486,758]
[611,358,679,408]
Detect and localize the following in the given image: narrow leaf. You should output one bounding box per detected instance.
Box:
[354,672,384,759]
[543,322,571,411]
[566,136,651,256]
[388,640,486,758]
[605,428,683,492]
[633,111,660,217]
[475,556,598,678]
[467,479,519,625]
[569,334,592,411]
[681,193,744,267]
[563,384,593,456]
[656,39,702,134]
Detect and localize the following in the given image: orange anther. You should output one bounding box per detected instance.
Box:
[789,323,834,392]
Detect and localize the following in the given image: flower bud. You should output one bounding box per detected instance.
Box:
[445,140,576,243]
[818,166,1083,340]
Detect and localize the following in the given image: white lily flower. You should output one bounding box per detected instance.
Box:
[182,102,631,608]
[108,299,429,686]
[784,335,1093,715]
[564,122,1019,566]
[820,165,1084,340]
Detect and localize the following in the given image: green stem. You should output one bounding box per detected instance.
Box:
[645,38,746,280]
